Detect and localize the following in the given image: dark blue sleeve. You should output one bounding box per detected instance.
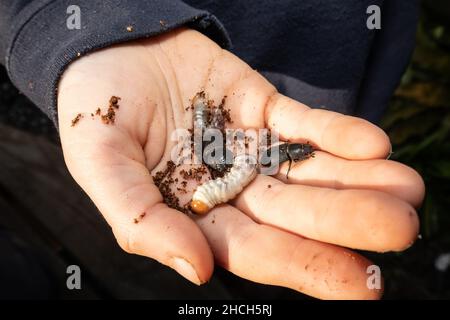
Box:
[0,0,230,124]
[355,0,419,122]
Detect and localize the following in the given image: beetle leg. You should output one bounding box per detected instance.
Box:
[286,153,293,179]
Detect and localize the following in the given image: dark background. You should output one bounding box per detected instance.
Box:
[0,0,449,299]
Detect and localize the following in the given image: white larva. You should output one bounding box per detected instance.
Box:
[192,93,208,131]
[192,93,209,161]
[190,154,257,214]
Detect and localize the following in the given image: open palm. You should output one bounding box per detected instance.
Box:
[57,29,424,299]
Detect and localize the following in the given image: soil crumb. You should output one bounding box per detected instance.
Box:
[100,95,121,124]
[101,107,115,124]
[207,96,232,125]
[71,113,83,127]
[110,96,121,108]
[133,212,146,224]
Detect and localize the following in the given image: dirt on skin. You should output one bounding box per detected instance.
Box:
[153,160,211,214]
[71,113,83,127]
[100,96,120,124]
[71,96,121,126]
[152,92,234,214]
[133,212,146,224]
[153,160,185,212]
[179,166,209,182]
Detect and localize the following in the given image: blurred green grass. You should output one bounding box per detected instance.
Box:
[376,1,450,299]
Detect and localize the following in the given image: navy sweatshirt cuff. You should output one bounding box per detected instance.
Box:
[4,0,231,125]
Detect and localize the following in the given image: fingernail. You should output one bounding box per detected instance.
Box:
[172,257,201,285]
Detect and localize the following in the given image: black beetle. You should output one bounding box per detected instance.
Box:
[203,144,233,175]
[262,142,315,179]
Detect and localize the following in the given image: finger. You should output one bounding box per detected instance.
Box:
[275,151,425,208]
[232,175,419,252]
[194,205,383,300]
[265,93,391,159]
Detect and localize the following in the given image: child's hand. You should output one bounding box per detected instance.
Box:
[57,29,424,299]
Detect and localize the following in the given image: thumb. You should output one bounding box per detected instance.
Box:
[58,94,214,286]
